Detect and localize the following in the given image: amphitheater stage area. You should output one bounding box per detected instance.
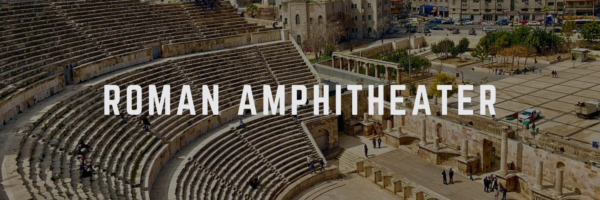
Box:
[291,173,399,200]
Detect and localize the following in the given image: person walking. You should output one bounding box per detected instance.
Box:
[555,71,558,78]
[140,116,151,132]
[377,137,382,148]
[501,187,507,200]
[239,119,245,129]
[468,166,473,181]
[306,155,312,166]
[320,159,325,172]
[372,138,377,149]
[484,176,489,192]
[309,160,316,175]
[449,168,454,184]
[493,176,498,191]
[364,144,368,158]
[442,170,447,185]
[494,186,500,200]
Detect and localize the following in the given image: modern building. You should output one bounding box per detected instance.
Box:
[276,0,392,42]
[410,0,598,21]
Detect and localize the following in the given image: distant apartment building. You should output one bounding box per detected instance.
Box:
[274,0,392,42]
[410,0,597,21]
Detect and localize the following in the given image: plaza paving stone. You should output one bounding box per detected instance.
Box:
[483,60,600,145]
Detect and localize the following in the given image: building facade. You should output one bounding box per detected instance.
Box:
[410,0,597,21]
[277,0,392,43]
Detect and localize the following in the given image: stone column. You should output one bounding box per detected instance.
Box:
[500,130,508,174]
[386,120,392,132]
[363,112,369,123]
[396,69,401,84]
[434,95,438,105]
[355,61,360,73]
[419,118,427,146]
[375,64,379,78]
[364,64,369,76]
[535,161,543,189]
[462,139,469,159]
[385,67,390,81]
[347,59,351,71]
[332,56,336,68]
[434,137,440,150]
[555,169,563,195]
[339,57,343,69]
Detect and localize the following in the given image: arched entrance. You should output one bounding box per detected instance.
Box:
[314,129,330,151]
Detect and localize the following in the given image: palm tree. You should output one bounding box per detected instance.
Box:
[542,5,552,30]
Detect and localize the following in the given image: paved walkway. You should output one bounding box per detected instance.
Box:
[292,174,399,200]
[336,134,527,200]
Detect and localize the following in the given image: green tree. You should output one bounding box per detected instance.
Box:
[562,21,577,50]
[245,4,260,18]
[581,22,600,42]
[457,38,470,59]
[471,44,490,70]
[429,73,458,98]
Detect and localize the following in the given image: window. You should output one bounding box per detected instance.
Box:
[296,14,300,24]
[279,5,281,9]
[473,9,479,12]
[368,15,372,20]
[351,4,354,8]
[368,3,371,8]
[284,18,288,24]
[296,35,302,44]
[362,15,365,21]
[318,15,323,24]
[355,16,358,21]
[521,8,528,11]
[548,2,554,6]
[534,8,541,11]
[497,9,503,12]
[310,18,313,24]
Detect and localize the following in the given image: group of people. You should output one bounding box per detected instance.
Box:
[441,168,508,200]
[371,137,382,149]
[194,0,220,11]
[117,108,153,133]
[551,70,559,78]
[307,155,325,175]
[484,175,508,200]
[76,140,95,178]
[248,177,261,189]
[441,169,454,184]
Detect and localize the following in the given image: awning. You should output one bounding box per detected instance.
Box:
[424,5,434,9]
[439,7,448,12]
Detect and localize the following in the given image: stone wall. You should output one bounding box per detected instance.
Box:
[0,74,65,128]
[275,166,339,200]
[378,104,600,200]
[244,18,278,28]
[314,63,383,85]
[73,49,153,83]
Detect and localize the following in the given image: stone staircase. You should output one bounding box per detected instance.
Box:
[336,150,361,174]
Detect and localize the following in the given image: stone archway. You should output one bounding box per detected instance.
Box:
[314,129,330,151]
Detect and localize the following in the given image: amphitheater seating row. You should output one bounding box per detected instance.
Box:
[0,0,263,106]
[14,41,317,200]
[174,111,323,200]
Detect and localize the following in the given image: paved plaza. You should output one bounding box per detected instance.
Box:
[451,60,600,145]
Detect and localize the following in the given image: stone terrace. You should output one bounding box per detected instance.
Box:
[0,0,269,127]
[1,40,318,200]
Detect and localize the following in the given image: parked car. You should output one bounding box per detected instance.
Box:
[464,20,474,25]
[442,20,454,24]
[429,19,442,24]
[447,27,455,31]
[518,108,541,123]
[481,21,495,26]
[483,27,495,31]
[496,19,510,25]
[431,25,443,30]
[519,20,529,25]
[526,21,541,26]
[424,28,431,33]
[468,28,477,35]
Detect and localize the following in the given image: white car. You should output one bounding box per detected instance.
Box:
[483,27,495,31]
[481,21,495,26]
[518,108,541,123]
[526,21,541,26]
[464,21,474,25]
